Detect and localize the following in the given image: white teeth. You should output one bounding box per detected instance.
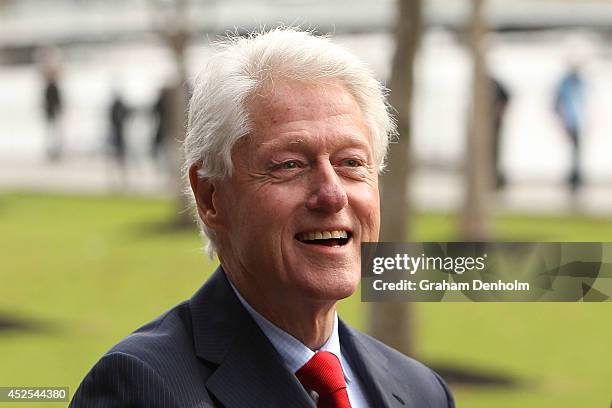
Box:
[297,230,349,241]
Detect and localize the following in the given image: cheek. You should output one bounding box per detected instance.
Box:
[362,206,380,241]
[350,185,380,238]
[241,188,300,236]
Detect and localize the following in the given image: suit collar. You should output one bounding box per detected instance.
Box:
[339,320,408,407]
[189,267,314,408]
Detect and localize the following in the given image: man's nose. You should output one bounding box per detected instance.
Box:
[305,161,348,213]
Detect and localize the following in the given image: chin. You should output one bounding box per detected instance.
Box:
[295,269,360,302]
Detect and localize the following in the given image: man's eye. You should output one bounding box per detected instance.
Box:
[279,161,300,169]
[344,159,362,167]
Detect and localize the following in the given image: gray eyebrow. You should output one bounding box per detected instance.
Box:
[257,135,371,153]
[258,138,304,148]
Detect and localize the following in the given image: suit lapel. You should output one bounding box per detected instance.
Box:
[189,268,314,408]
[205,322,314,408]
[339,320,408,407]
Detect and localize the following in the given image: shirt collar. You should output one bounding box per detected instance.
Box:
[228,278,352,384]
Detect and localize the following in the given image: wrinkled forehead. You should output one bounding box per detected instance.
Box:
[238,82,373,164]
[245,78,372,148]
[250,78,353,116]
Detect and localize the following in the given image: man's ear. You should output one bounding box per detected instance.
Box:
[189,164,223,230]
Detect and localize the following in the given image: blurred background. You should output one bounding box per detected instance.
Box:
[0,0,610,407]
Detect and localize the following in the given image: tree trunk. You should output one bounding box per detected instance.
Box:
[153,0,193,226]
[461,0,494,241]
[369,0,422,357]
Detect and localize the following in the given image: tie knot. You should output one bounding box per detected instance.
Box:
[296,351,347,397]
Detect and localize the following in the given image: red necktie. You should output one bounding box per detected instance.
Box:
[295,351,352,408]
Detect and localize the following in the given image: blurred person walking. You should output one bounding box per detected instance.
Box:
[151,85,172,165]
[108,92,130,189]
[554,65,585,192]
[491,76,510,189]
[42,67,63,161]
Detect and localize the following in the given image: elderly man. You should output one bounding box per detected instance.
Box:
[71,28,454,408]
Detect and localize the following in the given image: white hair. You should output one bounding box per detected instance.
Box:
[184,26,396,256]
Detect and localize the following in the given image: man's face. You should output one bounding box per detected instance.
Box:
[213,79,380,304]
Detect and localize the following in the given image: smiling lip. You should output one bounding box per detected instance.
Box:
[295,230,350,241]
[294,228,354,253]
[294,235,354,254]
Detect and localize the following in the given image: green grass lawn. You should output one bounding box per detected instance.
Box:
[0,193,610,407]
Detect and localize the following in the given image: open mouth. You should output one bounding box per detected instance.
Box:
[295,230,352,247]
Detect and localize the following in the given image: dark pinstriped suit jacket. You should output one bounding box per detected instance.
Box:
[70,267,454,407]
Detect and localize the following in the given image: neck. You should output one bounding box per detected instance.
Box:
[229,276,337,350]
[268,302,336,350]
